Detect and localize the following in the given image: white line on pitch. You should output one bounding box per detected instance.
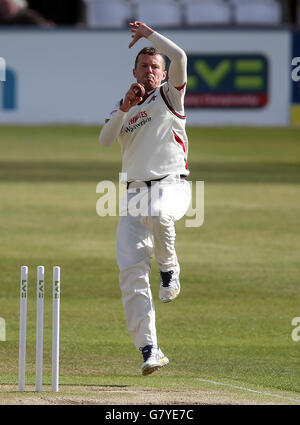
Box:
[197,378,300,404]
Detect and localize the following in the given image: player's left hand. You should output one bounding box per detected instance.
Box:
[128,22,154,48]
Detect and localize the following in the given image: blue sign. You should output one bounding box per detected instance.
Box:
[0,68,17,110]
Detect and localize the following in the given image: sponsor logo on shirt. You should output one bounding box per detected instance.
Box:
[125,112,151,133]
[128,111,148,125]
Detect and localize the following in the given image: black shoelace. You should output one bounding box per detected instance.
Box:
[160,270,174,287]
[141,345,153,362]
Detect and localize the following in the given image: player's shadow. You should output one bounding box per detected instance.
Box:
[0,159,299,183]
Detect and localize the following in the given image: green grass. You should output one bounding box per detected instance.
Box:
[0,125,300,400]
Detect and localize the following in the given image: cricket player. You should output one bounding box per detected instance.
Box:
[99,22,191,375]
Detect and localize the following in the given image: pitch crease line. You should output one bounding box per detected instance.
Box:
[197,378,300,403]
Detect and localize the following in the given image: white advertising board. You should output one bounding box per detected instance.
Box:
[0,29,290,125]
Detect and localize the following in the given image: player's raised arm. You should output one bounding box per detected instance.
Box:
[129,22,187,89]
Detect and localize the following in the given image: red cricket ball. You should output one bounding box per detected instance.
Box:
[133,85,145,98]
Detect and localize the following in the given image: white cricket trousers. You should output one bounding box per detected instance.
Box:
[116,175,191,350]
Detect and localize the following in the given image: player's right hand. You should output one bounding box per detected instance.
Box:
[120,83,145,112]
[128,22,154,48]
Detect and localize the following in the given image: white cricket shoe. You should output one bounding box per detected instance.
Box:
[159,264,180,303]
[140,345,169,376]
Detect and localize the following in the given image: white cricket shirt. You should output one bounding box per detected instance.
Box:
[109,82,190,182]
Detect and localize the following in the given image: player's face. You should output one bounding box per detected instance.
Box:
[133,54,167,92]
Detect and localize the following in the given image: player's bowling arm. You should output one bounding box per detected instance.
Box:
[148,32,187,88]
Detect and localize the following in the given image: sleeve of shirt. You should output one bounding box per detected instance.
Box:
[99,101,127,147]
[148,31,187,115]
[148,32,187,89]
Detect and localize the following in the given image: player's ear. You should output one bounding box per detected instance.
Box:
[162,70,167,81]
[133,68,137,79]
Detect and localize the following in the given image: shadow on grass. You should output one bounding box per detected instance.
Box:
[0,160,300,183]
[1,383,131,392]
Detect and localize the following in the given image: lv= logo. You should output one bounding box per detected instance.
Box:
[54,281,60,299]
